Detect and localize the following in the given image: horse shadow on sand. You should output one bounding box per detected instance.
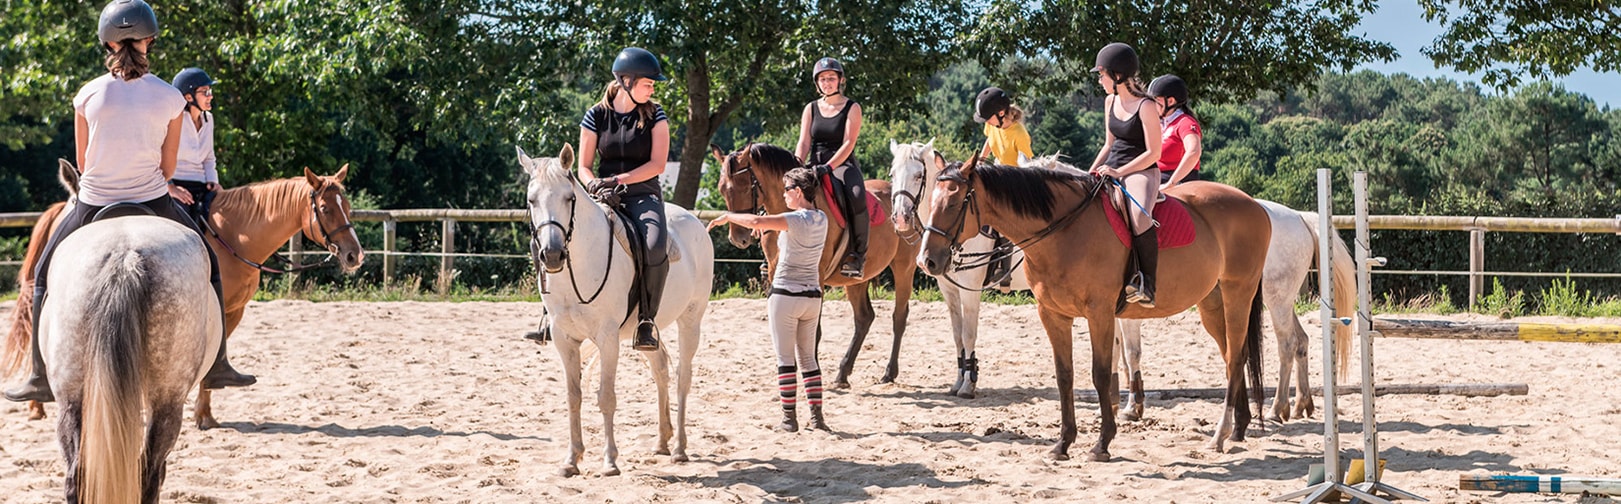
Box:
[220,421,545,442]
[659,457,975,504]
[856,384,1058,409]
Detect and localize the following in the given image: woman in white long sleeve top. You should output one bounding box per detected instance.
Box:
[169,67,219,226]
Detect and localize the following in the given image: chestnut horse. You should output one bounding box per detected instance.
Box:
[918,156,1269,460]
[4,162,365,427]
[711,143,920,388]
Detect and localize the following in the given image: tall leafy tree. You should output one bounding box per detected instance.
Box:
[1420,0,1621,89]
[964,0,1397,103]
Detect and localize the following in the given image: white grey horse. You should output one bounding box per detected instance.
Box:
[518,144,713,477]
[888,140,1030,399]
[1019,154,1354,423]
[42,213,221,504]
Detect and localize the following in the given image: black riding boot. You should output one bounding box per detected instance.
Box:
[200,253,255,389]
[633,258,668,351]
[3,285,53,403]
[1126,228,1158,308]
[991,233,1014,289]
[841,196,869,278]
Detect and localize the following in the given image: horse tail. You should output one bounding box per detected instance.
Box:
[80,249,148,504]
[1326,225,1356,383]
[1245,281,1265,413]
[3,201,66,379]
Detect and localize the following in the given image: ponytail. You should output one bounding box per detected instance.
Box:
[104,39,149,81]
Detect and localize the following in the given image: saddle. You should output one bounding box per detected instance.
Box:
[1100,190,1195,249]
[91,201,158,222]
[600,203,681,330]
[818,172,885,262]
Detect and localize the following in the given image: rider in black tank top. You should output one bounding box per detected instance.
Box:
[1087,43,1165,308]
[797,57,868,278]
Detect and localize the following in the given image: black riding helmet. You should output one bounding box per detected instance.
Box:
[98,0,159,47]
[973,87,1012,123]
[1148,74,1189,106]
[1093,42,1139,79]
[172,67,214,96]
[612,47,668,82]
[812,57,845,96]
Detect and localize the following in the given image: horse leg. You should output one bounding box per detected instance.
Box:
[939,283,969,395]
[28,400,44,420]
[1115,318,1145,421]
[596,333,623,476]
[644,341,673,458]
[57,401,84,504]
[1035,307,1079,460]
[1195,291,1235,453]
[1270,306,1306,422]
[195,306,245,431]
[955,282,983,399]
[672,303,705,463]
[141,401,185,504]
[883,262,915,385]
[834,282,876,387]
[1080,311,1118,462]
[555,339,585,477]
[1283,313,1315,420]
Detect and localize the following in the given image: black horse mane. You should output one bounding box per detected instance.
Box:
[942,161,1097,221]
[740,143,804,178]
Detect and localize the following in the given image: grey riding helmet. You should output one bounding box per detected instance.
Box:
[98,0,159,44]
[612,47,668,81]
[812,57,845,95]
[172,67,214,96]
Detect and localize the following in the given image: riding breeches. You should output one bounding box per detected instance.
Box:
[834,163,869,256]
[622,194,668,321]
[1118,170,1158,235]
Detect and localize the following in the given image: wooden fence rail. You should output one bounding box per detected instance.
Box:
[4,211,1618,299]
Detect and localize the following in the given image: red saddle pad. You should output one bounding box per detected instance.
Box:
[820,173,886,228]
[1102,195,1195,249]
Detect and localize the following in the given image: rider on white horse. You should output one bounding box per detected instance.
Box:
[5,0,253,404]
[972,86,1031,288]
[576,47,672,351]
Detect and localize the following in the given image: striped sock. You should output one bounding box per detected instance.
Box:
[778,365,798,412]
[802,369,823,407]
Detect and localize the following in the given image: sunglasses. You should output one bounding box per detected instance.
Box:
[197,89,213,97]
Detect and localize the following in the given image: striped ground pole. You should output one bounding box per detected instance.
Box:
[1460,475,1621,495]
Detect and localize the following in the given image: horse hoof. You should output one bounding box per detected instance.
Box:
[1119,410,1141,422]
[1088,451,1111,462]
[1207,441,1227,454]
[1047,447,1070,461]
[955,388,976,400]
[602,466,621,477]
[879,374,897,384]
[559,466,580,478]
[831,381,851,390]
[27,402,46,421]
[673,452,689,463]
[197,417,220,431]
[655,447,670,456]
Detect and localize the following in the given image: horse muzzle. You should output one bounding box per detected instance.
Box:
[919,247,949,276]
[727,227,756,249]
[538,247,566,273]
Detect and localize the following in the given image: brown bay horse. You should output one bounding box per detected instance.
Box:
[4,162,365,427]
[711,143,921,388]
[917,156,1269,460]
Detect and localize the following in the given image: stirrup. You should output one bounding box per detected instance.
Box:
[839,255,864,278]
[632,320,660,351]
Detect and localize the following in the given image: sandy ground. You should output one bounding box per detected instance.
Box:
[2,298,1619,503]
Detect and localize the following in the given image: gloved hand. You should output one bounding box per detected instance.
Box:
[592,186,623,207]
[811,164,832,178]
[585,176,620,195]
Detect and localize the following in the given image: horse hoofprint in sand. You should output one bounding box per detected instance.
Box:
[518,144,713,477]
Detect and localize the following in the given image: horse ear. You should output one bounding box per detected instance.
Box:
[961,150,982,179]
[925,137,935,150]
[57,158,80,196]
[932,151,946,175]
[334,163,349,183]
[303,166,322,189]
[515,145,535,176]
[889,138,899,154]
[559,143,575,172]
[709,143,726,165]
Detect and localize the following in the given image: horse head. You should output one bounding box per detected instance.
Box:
[918,151,985,276]
[710,143,762,249]
[301,165,365,273]
[517,144,579,273]
[887,139,944,233]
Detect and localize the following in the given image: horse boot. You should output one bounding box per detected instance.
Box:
[1127,227,1158,308]
[3,286,54,403]
[201,256,255,389]
[632,257,669,352]
[839,193,869,278]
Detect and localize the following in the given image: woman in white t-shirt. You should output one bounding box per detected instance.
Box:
[4,0,254,404]
[708,167,830,432]
[169,67,221,226]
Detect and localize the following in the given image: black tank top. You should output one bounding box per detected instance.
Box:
[580,104,668,196]
[1104,97,1148,169]
[808,99,856,167]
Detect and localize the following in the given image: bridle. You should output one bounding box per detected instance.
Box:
[921,162,1105,291]
[723,149,766,217]
[890,150,929,246]
[528,169,614,304]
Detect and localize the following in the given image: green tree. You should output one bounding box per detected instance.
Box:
[1420,0,1621,89]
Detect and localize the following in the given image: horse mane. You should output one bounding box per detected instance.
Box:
[743,143,803,178]
[211,175,349,218]
[942,161,1096,221]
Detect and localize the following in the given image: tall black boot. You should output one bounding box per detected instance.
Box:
[840,197,869,278]
[3,285,54,403]
[1126,228,1158,308]
[201,252,255,389]
[633,258,668,351]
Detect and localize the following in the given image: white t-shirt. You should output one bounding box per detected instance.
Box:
[773,209,828,292]
[72,73,187,206]
[174,110,218,184]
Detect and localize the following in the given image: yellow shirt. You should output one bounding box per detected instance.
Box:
[983,122,1034,166]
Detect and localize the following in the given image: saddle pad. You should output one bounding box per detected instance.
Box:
[1103,195,1195,249]
[820,173,887,228]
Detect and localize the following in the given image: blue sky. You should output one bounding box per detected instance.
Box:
[1355,1,1617,108]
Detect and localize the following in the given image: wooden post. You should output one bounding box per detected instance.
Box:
[1469,228,1485,308]
[438,218,455,294]
[382,219,397,285]
[288,235,302,285]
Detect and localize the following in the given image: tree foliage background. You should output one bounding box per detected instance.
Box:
[3,0,1619,307]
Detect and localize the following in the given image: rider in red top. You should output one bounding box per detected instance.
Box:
[1148,75,1202,190]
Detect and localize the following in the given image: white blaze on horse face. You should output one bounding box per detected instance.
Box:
[527,158,574,260]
